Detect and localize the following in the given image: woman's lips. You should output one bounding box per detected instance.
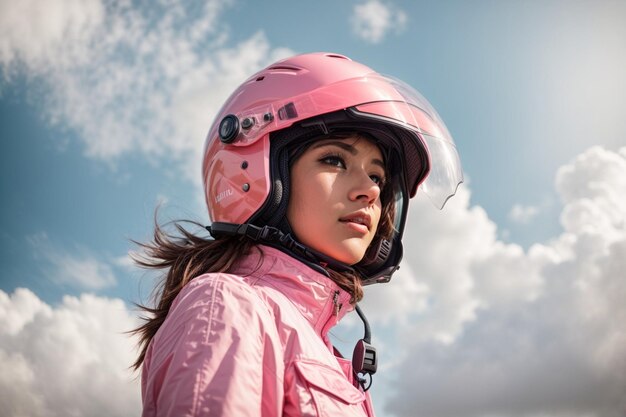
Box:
[339,212,372,233]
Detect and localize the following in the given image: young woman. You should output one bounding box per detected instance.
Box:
[133,52,462,416]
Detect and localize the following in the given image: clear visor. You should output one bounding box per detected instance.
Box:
[419,132,464,209]
[381,75,463,209]
[353,76,463,209]
[221,74,463,209]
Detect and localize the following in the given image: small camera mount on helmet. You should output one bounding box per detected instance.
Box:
[219,114,240,143]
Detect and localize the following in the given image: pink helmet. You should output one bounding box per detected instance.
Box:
[203,52,462,284]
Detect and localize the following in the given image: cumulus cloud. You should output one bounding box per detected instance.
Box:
[509,203,540,223]
[0,0,105,73]
[360,146,626,417]
[0,288,141,417]
[27,232,117,290]
[364,186,498,344]
[351,0,407,44]
[0,0,293,182]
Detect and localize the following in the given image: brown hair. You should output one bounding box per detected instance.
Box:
[130,135,397,371]
[130,220,254,370]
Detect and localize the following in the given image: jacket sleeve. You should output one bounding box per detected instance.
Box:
[141,274,284,417]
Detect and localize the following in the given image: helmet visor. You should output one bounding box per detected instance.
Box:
[352,75,463,209]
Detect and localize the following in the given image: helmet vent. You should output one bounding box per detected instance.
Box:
[325,53,349,60]
[267,65,301,72]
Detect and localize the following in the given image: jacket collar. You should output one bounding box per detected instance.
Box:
[232,245,353,337]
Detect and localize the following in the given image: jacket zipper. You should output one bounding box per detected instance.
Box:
[333,290,342,316]
[320,290,343,338]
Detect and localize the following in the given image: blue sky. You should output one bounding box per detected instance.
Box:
[1,1,625,416]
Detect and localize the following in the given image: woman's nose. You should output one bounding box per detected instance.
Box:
[348,170,381,204]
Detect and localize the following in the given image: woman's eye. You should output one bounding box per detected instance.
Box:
[320,155,346,168]
[370,174,385,186]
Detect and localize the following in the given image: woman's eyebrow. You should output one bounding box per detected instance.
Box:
[311,140,386,169]
[311,140,357,154]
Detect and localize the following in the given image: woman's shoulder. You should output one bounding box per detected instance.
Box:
[148,272,281,371]
[185,271,252,292]
[170,271,271,319]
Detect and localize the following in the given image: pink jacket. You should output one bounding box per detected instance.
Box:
[141,245,376,416]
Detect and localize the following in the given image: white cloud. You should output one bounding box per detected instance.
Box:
[556,146,626,238]
[0,0,293,183]
[365,186,499,345]
[0,288,141,417]
[351,0,407,44]
[113,252,135,271]
[28,233,117,290]
[51,253,117,289]
[0,0,105,73]
[362,146,626,417]
[357,261,431,331]
[509,203,540,223]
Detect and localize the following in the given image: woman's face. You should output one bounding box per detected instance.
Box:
[287,135,385,265]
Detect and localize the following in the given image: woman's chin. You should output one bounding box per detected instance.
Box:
[319,248,366,266]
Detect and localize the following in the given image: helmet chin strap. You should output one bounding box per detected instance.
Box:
[207,221,378,391]
[206,222,354,275]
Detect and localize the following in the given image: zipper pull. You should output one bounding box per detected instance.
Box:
[333,290,342,316]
